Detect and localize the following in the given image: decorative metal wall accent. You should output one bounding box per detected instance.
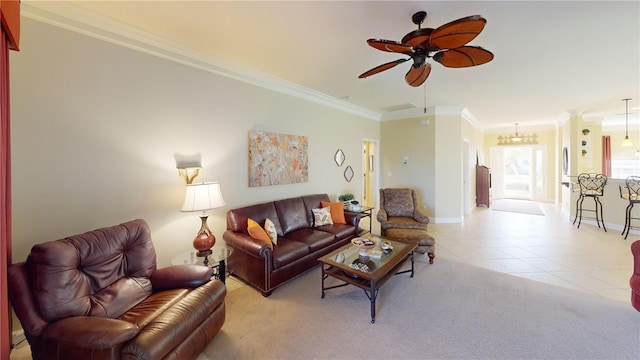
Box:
[497,133,538,145]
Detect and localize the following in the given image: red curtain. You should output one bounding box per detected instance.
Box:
[602,135,611,177]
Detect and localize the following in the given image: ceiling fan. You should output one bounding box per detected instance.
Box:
[358,11,494,87]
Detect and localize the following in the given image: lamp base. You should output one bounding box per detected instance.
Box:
[196,249,213,258]
[192,214,215,267]
[196,249,213,266]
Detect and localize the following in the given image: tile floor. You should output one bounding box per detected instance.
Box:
[10,200,636,358]
[426,200,634,305]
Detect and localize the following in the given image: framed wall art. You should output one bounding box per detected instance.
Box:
[248,130,308,187]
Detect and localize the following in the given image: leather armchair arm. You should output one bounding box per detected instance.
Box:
[344,212,359,227]
[413,209,430,225]
[7,263,49,337]
[42,316,139,348]
[376,209,388,223]
[151,264,215,292]
[223,230,270,259]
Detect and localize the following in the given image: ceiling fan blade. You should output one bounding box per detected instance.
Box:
[433,46,494,68]
[400,28,432,48]
[367,39,412,53]
[428,15,487,50]
[358,58,409,79]
[405,63,432,87]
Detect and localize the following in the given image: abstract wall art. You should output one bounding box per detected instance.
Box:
[249,130,308,187]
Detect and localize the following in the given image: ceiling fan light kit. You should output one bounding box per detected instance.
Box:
[358,11,494,87]
[510,123,523,143]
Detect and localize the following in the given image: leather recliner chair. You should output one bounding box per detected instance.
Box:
[8,219,226,360]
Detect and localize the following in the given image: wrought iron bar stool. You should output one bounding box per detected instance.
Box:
[619,176,640,239]
[573,173,607,231]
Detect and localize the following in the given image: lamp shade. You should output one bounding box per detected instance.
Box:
[181,182,225,212]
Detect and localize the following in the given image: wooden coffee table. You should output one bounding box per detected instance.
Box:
[318,234,417,323]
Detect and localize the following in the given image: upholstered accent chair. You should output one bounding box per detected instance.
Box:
[377,188,430,236]
[631,240,640,311]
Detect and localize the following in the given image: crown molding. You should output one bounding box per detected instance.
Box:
[21,2,382,121]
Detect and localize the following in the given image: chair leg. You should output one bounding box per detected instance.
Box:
[428,252,435,264]
[595,196,606,232]
[622,203,631,236]
[625,203,635,240]
[573,196,582,225]
[575,196,585,228]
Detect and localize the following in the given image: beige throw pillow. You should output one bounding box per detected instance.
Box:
[264,218,277,246]
[312,206,334,227]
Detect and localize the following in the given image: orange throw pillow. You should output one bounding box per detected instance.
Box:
[321,201,346,224]
[247,218,273,250]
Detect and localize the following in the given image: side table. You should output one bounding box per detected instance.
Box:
[171,247,232,284]
[345,206,374,234]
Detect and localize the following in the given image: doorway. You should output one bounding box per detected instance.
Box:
[362,140,378,208]
[490,145,546,201]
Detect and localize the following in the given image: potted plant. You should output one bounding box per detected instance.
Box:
[582,128,590,135]
[338,193,355,210]
[582,149,587,156]
[338,193,354,202]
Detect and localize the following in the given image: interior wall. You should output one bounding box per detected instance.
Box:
[380,108,484,223]
[461,116,485,214]
[379,116,435,216]
[9,18,380,268]
[434,111,463,222]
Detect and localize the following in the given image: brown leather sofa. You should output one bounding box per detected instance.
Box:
[223,194,359,296]
[8,219,226,360]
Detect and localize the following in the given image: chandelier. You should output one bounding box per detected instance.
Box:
[497,123,538,145]
[510,123,522,142]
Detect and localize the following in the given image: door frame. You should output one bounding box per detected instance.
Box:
[361,138,379,208]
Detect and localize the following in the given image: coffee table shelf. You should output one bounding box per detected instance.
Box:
[318,235,417,323]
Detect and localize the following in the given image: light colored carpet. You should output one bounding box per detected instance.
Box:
[200,257,639,359]
[491,199,545,216]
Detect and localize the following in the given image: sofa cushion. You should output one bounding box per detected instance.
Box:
[42,317,140,347]
[284,228,336,252]
[26,219,156,322]
[227,202,282,236]
[321,201,346,224]
[302,194,331,225]
[272,238,310,269]
[275,197,309,234]
[381,216,429,231]
[315,224,357,239]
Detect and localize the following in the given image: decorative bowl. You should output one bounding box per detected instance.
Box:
[351,237,376,257]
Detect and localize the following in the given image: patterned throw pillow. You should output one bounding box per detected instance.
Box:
[264,218,277,246]
[247,218,273,250]
[321,201,346,224]
[312,206,334,227]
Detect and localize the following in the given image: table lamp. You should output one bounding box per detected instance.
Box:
[181,181,225,265]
